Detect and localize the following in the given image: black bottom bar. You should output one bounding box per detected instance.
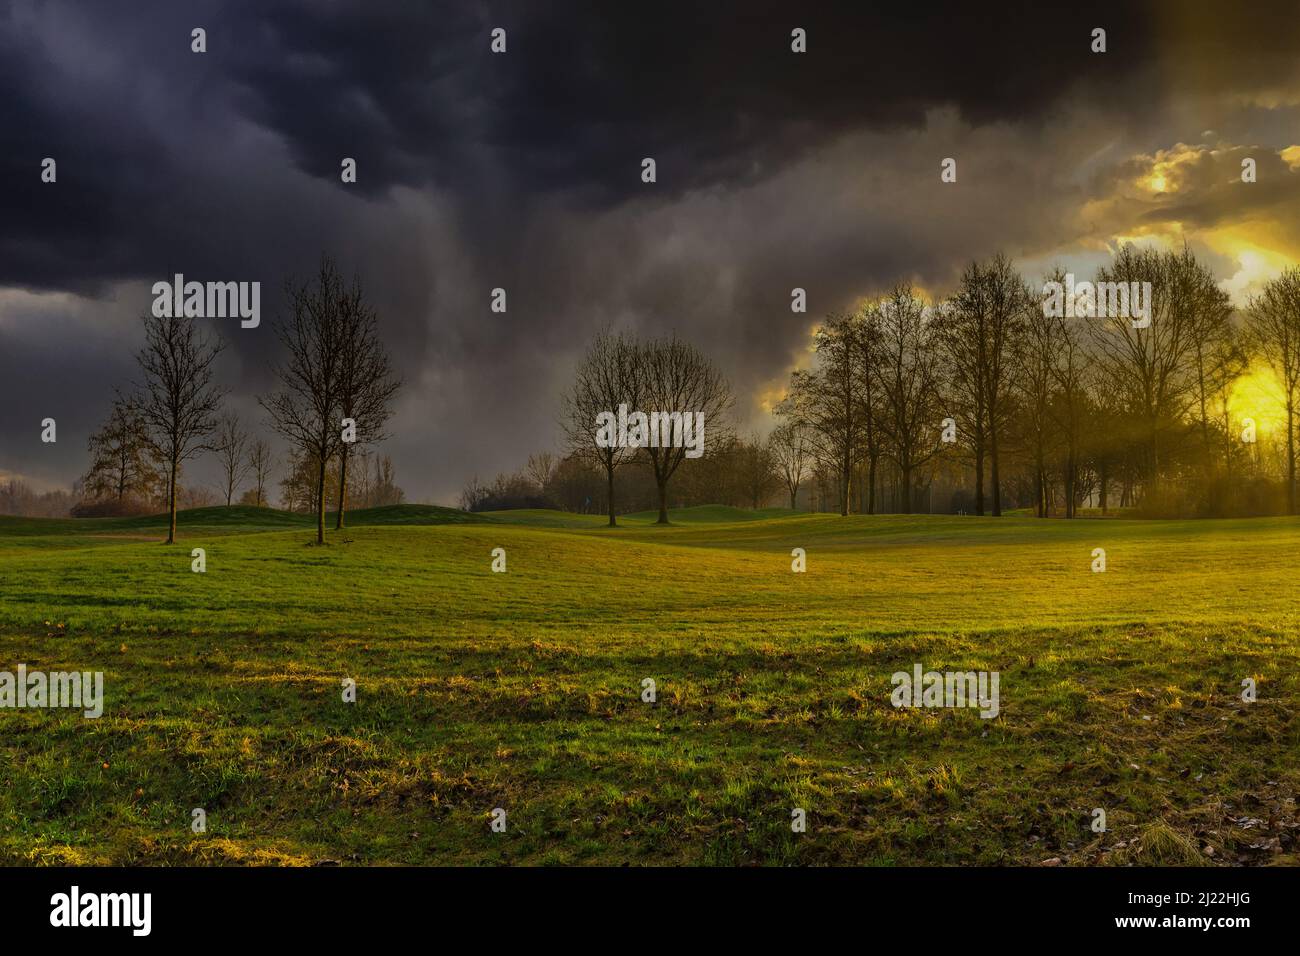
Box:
[0,865,1280,942]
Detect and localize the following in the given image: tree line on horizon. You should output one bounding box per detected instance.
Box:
[470,245,1300,521]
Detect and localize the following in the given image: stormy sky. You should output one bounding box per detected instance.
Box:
[3,0,1299,504]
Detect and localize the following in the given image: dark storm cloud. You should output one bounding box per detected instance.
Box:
[2,1,1299,501]
[1,0,1162,291]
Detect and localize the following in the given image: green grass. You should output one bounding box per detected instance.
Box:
[0,504,1296,865]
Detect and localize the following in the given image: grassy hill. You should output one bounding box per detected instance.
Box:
[0,503,486,539]
[0,505,1296,865]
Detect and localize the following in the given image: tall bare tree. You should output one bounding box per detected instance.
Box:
[937,274,989,513]
[1013,269,1064,517]
[1181,254,1235,479]
[637,334,734,523]
[944,254,1028,516]
[561,331,642,526]
[1090,245,1210,497]
[334,280,401,528]
[875,285,943,513]
[852,305,887,513]
[215,411,251,506]
[797,313,866,516]
[247,438,275,507]
[1208,339,1251,492]
[1245,267,1300,514]
[132,312,226,543]
[261,257,347,545]
[1048,306,1092,517]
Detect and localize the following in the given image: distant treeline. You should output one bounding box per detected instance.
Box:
[473,246,1300,520]
[459,439,783,516]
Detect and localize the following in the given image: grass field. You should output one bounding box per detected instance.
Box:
[1,504,1297,866]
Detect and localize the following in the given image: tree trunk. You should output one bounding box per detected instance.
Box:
[335,449,349,530]
[606,464,617,527]
[867,455,877,515]
[656,479,669,524]
[1288,402,1296,516]
[315,457,327,545]
[974,444,985,516]
[1035,456,1044,518]
[840,453,851,517]
[1065,454,1076,518]
[167,459,178,544]
[1149,416,1160,498]
[989,423,1002,516]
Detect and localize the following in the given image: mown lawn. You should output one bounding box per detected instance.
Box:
[0,506,1297,865]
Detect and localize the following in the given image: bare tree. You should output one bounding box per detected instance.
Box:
[261,257,347,545]
[852,305,887,514]
[796,313,866,516]
[525,451,556,496]
[1180,254,1235,480]
[736,432,778,509]
[875,285,943,513]
[247,437,275,507]
[131,312,226,543]
[81,395,163,507]
[1048,306,1092,517]
[942,254,1028,516]
[937,273,989,513]
[637,334,734,523]
[1012,269,1063,517]
[1245,267,1300,514]
[769,409,815,511]
[334,279,401,528]
[561,331,642,527]
[1208,338,1251,493]
[1090,245,1209,496]
[215,411,251,506]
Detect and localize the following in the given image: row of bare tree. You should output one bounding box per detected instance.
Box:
[79,257,402,542]
[771,247,1300,518]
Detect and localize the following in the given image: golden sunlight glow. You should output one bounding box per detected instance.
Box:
[1226,365,1287,437]
[757,384,788,414]
[1134,143,1208,196]
[1201,227,1297,306]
